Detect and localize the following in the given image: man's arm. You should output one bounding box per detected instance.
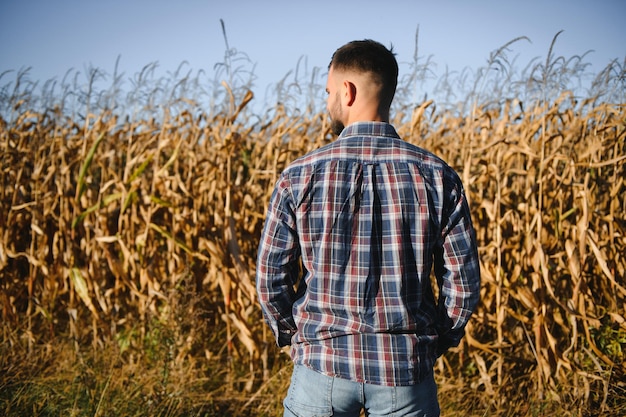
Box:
[256,178,301,347]
[435,181,481,356]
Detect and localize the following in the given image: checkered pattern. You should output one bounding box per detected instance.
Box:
[256,122,480,386]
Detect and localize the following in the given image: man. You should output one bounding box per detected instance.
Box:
[256,39,481,417]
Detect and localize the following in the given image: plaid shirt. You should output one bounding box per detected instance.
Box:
[256,122,480,386]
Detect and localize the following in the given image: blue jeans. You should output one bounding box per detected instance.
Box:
[283,364,440,417]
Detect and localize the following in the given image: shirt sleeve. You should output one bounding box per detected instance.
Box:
[256,174,301,347]
[434,176,481,356]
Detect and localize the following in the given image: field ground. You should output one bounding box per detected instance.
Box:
[3,335,624,416]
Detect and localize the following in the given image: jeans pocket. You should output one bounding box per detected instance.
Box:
[284,399,332,417]
[284,365,333,417]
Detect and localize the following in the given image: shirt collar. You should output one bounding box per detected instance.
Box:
[338,121,399,139]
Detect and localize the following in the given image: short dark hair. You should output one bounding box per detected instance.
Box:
[329,39,398,108]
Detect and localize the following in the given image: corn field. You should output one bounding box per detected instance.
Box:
[1,57,625,414]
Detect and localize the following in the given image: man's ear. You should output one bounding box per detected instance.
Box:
[343,80,357,107]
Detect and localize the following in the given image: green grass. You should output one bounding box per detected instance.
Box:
[3,334,623,417]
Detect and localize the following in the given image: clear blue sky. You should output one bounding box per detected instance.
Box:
[1,0,624,100]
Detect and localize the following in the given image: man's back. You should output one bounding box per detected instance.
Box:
[257,121,480,386]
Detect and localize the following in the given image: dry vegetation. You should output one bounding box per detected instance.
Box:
[1,32,625,416]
